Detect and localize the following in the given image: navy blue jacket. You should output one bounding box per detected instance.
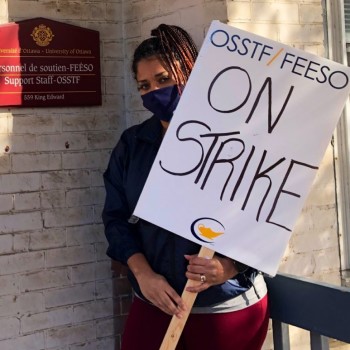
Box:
[102,116,257,307]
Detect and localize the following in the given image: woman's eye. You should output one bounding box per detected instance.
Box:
[137,83,150,91]
[159,76,170,84]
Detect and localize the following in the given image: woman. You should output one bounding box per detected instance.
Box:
[102,24,269,350]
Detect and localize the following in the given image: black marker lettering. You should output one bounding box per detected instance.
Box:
[199,135,244,200]
[266,160,318,231]
[159,120,210,175]
[241,150,286,222]
[245,77,294,133]
[208,66,252,113]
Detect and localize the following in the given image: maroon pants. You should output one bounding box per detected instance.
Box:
[121,294,269,350]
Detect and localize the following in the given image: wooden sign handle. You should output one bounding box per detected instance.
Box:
[159,246,215,350]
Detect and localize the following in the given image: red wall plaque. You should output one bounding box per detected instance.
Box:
[0,18,101,107]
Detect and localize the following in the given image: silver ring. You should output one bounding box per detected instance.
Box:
[200,274,206,284]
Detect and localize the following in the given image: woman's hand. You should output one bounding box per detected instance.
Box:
[184,254,239,293]
[127,253,186,318]
[137,270,187,318]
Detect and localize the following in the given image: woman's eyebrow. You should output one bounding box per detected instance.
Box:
[137,71,169,83]
[155,71,168,77]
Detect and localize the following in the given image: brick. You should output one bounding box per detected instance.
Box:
[46,323,96,348]
[56,1,84,20]
[12,153,61,173]
[111,260,128,277]
[89,22,122,41]
[161,0,198,13]
[72,298,114,323]
[0,234,13,254]
[5,134,36,153]
[103,315,127,341]
[252,3,299,23]
[123,2,141,22]
[143,15,182,41]
[20,268,70,292]
[227,22,280,42]
[0,317,20,340]
[70,263,96,284]
[66,225,103,246]
[62,114,112,132]
[11,115,61,134]
[66,188,94,207]
[82,2,106,20]
[316,272,341,285]
[45,282,95,308]
[94,204,104,224]
[0,173,41,194]
[0,115,8,133]
[44,207,94,228]
[0,211,43,233]
[227,2,251,21]
[95,279,113,300]
[292,217,337,254]
[300,4,323,24]
[21,307,73,333]
[0,194,13,212]
[45,245,95,268]
[0,292,44,317]
[113,277,132,296]
[0,332,45,350]
[124,21,141,40]
[279,24,324,44]
[95,241,109,262]
[91,169,106,187]
[304,147,336,206]
[279,252,316,276]
[121,295,132,315]
[37,133,88,152]
[41,170,91,190]
[0,252,44,275]
[104,94,125,112]
[9,0,58,18]
[88,131,120,149]
[13,232,30,252]
[14,192,40,211]
[69,337,116,350]
[102,59,123,76]
[106,76,125,95]
[203,2,231,23]
[29,228,66,250]
[106,3,122,22]
[313,248,341,274]
[96,317,115,338]
[0,275,19,297]
[62,150,110,170]
[0,154,10,174]
[95,261,113,280]
[40,190,66,209]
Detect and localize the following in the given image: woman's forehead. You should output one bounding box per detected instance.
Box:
[136,57,169,80]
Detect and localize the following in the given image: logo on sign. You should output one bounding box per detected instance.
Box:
[31,24,54,46]
[190,218,225,244]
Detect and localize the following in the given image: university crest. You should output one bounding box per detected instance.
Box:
[31,24,54,46]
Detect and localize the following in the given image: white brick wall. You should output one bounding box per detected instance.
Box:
[0,1,119,348]
[0,0,346,349]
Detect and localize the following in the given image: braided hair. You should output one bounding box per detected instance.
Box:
[132,24,198,86]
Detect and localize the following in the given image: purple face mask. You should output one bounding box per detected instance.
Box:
[141,85,182,122]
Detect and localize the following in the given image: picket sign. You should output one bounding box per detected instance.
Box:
[159,246,215,350]
[134,20,350,276]
[133,19,350,350]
